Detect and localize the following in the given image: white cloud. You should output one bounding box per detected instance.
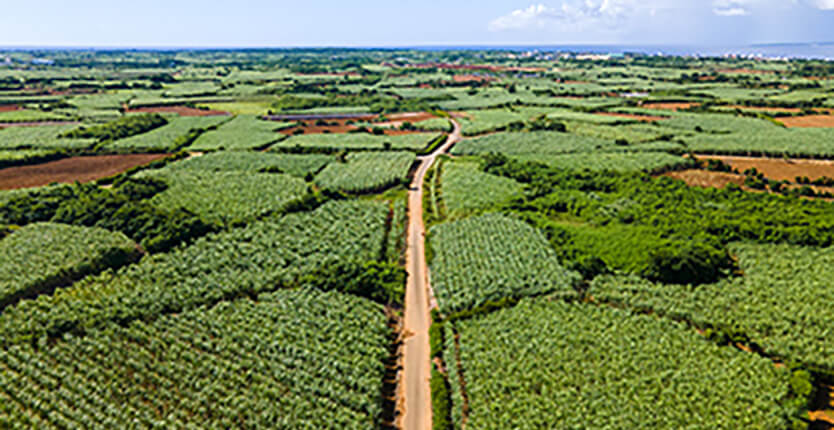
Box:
[713,6,751,15]
[488,1,636,32]
[712,0,754,16]
[810,0,834,9]
[488,4,562,31]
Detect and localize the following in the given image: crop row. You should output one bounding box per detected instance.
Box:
[0,288,390,429]
[590,242,834,373]
[0,200,389,344]
[314,151,415,194]
[428,213,579,313]
[443,298,799,429]
[138,169,309,224]
[0,223,140,310]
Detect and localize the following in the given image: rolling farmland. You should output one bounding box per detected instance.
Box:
[1,48,834,429]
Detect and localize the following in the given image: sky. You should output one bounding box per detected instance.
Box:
[1,0,833,47]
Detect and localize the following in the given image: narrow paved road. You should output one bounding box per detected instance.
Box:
[400,120,461,430]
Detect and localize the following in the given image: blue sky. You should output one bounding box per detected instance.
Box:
[1,0,833,47]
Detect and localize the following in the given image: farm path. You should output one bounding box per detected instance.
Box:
[399,119,461,430]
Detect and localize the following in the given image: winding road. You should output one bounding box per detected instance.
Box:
[399,119,461,430]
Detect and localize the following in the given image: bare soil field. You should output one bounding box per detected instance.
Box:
[0,154,170,190]
[777,114,834,128]
[453,75,494,83]
[0,105,20,113]
[641,102,701,110]
[697,154,834,182]
[664,169,745,189]
[596,112,668,122]
[278,118,427,136]
[126,106,230,117]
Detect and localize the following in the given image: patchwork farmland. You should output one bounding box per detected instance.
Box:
[1,48,834,429]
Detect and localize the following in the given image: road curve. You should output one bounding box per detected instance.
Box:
[399,119,461,430]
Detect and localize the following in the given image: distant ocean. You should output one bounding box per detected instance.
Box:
[408,43,834,60]
[2,43,834,60]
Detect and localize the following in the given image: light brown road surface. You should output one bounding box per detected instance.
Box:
[399,120,461,430]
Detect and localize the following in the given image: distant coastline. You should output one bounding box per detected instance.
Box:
[1,43,833,60]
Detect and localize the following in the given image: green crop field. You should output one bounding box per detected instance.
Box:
[0,223,140,309]
[428,213,579,313]
[272,132,439,152]
[165,151,334,177]
[138,169,309,224]
[443,299,799,429]
[187,114,288,151]
[103,116,229,152]
[314,151,415,193]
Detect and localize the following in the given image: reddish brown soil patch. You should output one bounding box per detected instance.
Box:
[0,105,20,113]
[596,112,668,122]
[697,155,834,182]
[664,169,745,189]
[0,154,170,190]
[386,112,437,122]
[808,385,834,427]
[778,115,834,128]
[278,118,427,136]
[126,106,229,117]
[641,102,701,111]
[453,75,494,83]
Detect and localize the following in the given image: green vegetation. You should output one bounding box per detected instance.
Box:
[0,288,391,428]
[0,200,389,344]
[138,169,309,224]
[272,132,440,153]
[0,125,95,150]
[440,160,523,219]
[428,213,579,313]
[61,114,168,142]
[187,114,287,151]
[103,116,228,152]
[314,151,415,194]
[164,151,334,177]
[591,242,834,373]
[448,299,802,429]
[0,223,140,309]
[0,182,214,253]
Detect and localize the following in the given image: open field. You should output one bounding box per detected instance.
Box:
[698,154,834,182]
[0,154,169,189]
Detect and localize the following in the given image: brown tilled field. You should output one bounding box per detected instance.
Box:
[664,169,745,189]
[0,105,20,113]
[0,154,170,190]
[641,102,701,111]
[596,112,668,122]
[126,106,230,117]
[697,154,834,182]
[453,75,494,83]
[777,114,834,128]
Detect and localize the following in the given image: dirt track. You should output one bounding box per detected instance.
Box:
[399,120,460,430]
